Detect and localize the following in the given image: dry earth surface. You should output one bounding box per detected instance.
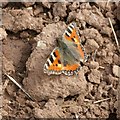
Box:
[1,1,120,119]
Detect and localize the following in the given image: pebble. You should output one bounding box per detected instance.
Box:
[89,61,99,69]
[34,108,43,118]
[88,69,101,84]
[37,41,46,49]
[86,39,99,50]
[101,102,109,110]
[113,65,120,77]
[0,28,7,40]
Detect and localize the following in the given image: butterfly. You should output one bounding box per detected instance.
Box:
[43,22,88,76]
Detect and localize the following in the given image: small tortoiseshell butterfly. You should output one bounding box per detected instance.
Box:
[44,22,87,76]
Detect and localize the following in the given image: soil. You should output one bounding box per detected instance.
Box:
[1,2,120,119]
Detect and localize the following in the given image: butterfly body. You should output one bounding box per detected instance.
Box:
[44,22,87,76]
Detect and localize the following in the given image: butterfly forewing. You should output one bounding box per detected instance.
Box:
[63,22,86,62]
[64,22,80,43]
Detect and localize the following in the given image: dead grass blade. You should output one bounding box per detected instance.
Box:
[94,98,111,104]
[106,0,111,8]
[5,73,33,101]
[108,17,120,52]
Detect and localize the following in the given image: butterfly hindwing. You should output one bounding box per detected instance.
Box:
[44,47,63,75]
[43,47,81,76]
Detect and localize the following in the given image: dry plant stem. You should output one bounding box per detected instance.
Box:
[92,49,97,61]
[75,114,79,120]
[106,0,111,8]
[5,73,33,101]
[99,66,105,69]
[108,17,120,51]
[61,103,76,108]
[94,98,111,104]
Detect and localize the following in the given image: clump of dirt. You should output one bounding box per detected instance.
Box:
[2,2,120,119]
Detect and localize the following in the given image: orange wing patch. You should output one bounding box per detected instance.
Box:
[65,28,79,43]
[77,44,85,60]
[47,49,62,71]
[62,64,80,71]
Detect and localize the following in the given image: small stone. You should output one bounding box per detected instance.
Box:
[89,61,99,69]
[116,30,120,38]
[114,100,120,118]
[113,65,120,77]
[20,31,29,38]
[0,28,7,40]
[101,102,109,110]
[56,97,64,106]
[86,111,92,118]
[86,39,99,52]
[69,106,82,113]
[88,69,101,84]
[113,54,119,64]
[102,91,108,97]
[99,49,107,57]
[54,16,60,22]
[34,108,43,118]
[2,110,8,116]
[101,109,109,118]
[53,3,67,18]
[67,11,77,23]
[109,88,117,96]
[94,107,101,116]
[116,2,120,21]
[69,2,80,11]
[42,2,52,9]
[3,56,15,74]
[22,2,35,7]
[87,82,94,92]
[37,41,46,49]
[114,100,118,109]
[33,6,44,16]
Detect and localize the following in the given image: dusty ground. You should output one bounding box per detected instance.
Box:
[1,2,120,119]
